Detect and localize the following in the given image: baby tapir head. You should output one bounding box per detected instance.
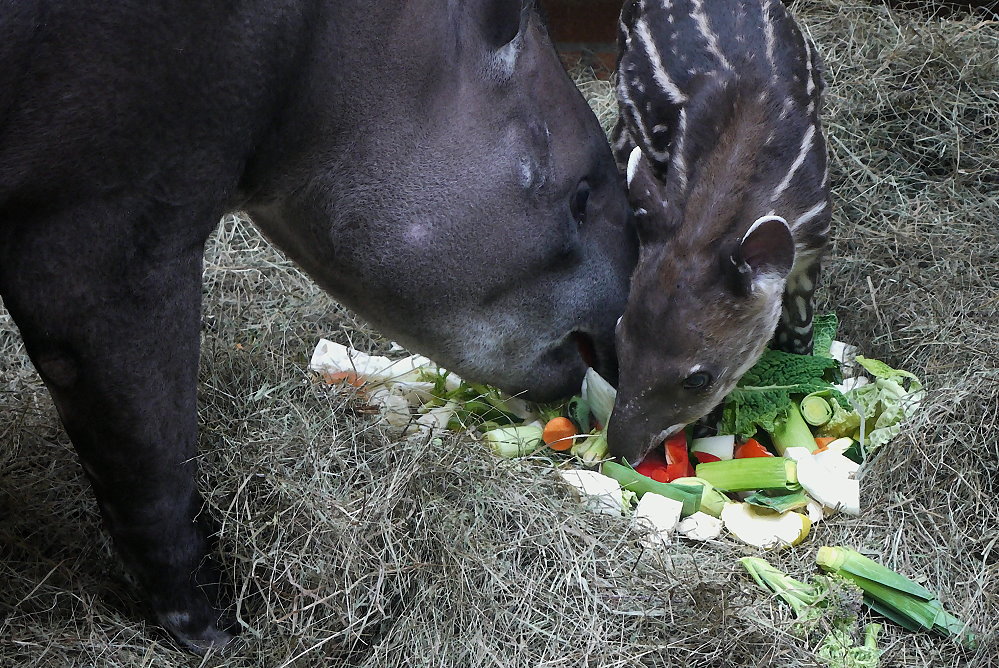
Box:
[608,149,795,464]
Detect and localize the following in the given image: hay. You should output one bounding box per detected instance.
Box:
[2,1,997,665]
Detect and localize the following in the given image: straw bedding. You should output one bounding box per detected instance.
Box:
[1,1,996,665]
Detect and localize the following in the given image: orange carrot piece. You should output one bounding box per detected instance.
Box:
[323,370,366,387]
[814,436,837,452]
[543,417,578,451]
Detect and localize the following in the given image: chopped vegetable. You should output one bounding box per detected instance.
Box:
[817,546,975,646]
[771,401,819,455]
[690,434,735,462]
[801,392,834,426]
[740,556,832,622]
[720,349,846,439]
[663,432,695,481]
[570,430,609,463]
[811,313,840,358]
[740,556,882,667]
[677,511,724,541]
[814,436,838,451]
[484,425,543,458]
[785,447,860,516]
[721,502,811,548]
[744,489,811,513]
[581,367,616,426]
[634,447,671,483]
[542,417,578,451]
[559,469,628,515]
[734,438,773,459]
[694,457,799,492]
[633,492,684,542]
[601,461,702,516]
[670,477,729,517]
[816,622,882,668]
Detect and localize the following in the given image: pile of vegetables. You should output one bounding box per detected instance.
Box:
[307,315,956,652]
[308,315,922,550]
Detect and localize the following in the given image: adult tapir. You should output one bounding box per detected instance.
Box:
[0,0,636,652]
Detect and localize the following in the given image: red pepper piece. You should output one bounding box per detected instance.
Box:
[635,447,670,483]
[693,452,722,464]
[663,432,694,480]
[734,438,774,459]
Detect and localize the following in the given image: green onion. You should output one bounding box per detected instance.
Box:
[817,546,975,646]
[601,461,702,516]
[694,457,799,492]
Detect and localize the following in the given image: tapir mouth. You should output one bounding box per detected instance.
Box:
[571,331,597,369]
[630,423,687,467]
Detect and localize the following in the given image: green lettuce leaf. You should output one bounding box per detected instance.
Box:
[812,313,839,359]
[720,349,847,438]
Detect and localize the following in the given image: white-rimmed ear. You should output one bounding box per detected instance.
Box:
[626,145,643,188]
[730,214,795,294]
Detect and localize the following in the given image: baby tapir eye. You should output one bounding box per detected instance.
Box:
[682,371,713,390]
[571,180,590,227]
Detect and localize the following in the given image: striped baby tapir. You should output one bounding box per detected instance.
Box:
[606,0,832,463]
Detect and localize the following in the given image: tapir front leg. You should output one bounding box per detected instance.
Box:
[775,256,822,355]
[0,208,231,653]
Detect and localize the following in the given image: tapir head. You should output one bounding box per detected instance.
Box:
[608,147,795,464]
[243,0,637,401]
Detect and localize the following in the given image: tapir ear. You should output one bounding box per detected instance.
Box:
[626,146,673,242]
[729,215,795,294]
[480,0,527,49]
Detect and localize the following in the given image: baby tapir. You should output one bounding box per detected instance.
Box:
[607,0,832,463]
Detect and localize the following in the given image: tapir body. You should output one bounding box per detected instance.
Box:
[0,0,636,651]
[608,0,831,462]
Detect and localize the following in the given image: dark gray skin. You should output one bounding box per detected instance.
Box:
[607,0,831,464]
[0,0,636,653]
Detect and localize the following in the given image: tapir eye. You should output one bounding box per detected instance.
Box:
[682,371,713,391]
[571,180,590,227]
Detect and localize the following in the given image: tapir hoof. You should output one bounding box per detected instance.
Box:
[157,608,237,655]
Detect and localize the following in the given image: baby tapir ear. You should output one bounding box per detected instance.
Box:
[626,146,673,242]
[730,215,795,294]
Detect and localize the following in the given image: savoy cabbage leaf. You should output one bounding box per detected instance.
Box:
[720,349,846,438]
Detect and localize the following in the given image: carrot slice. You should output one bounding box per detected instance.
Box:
[323,370,365,387]
[543,417,578,451]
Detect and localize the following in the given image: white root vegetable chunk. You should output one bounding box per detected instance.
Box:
[677,512,724,541]
[785,447,861,516]
[559,470,627,516]
[633,492,684,543]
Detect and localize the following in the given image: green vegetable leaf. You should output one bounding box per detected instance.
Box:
[812,313,839,358]
[721,349,846,439]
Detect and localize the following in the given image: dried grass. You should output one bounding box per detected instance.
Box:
[2,1,998,665]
